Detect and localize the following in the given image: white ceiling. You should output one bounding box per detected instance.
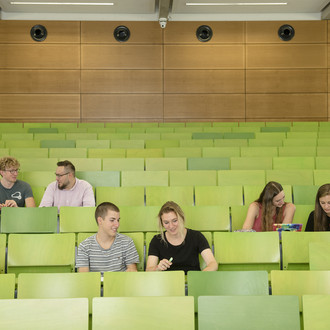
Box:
[0,0,328,21]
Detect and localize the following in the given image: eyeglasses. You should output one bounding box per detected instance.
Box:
[55,172,70,178]
[5,169,20,174]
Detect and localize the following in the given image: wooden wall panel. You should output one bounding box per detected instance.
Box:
[246,69,327,93]
[246,45,327,69]
[164,94,245,120]
[81,70,162,93]
[164,22,244,44]
[164,70,244,93]
[0,21,80,43]
[81,45,162,69]
[0,45,80,69]
[246,94,327,120]
[0,70,80,93]
[164,45,244,69]
[82,95,163,120]
[0,95,80,120]
[81,21,162,44]
[246,21,327,43]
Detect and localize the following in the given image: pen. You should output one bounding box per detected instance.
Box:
[169,257,173,262]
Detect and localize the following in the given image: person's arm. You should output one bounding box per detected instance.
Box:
[82,184,95,207]
[3,200,18,207]
[39,183,55,207]
[76,242,90,272]
[282,203,296,224]
[126,263,137,272]
[25,197,36,208]
[200,248,218,271]
[78,267,89,272]
[146,255,172,271]
[242,202,259,230]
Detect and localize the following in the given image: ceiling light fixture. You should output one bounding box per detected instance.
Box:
[10,2,114,5]
[186,2,288,6]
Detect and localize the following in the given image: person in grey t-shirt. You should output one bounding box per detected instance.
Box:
[76,202,139,272]
[0,156,35,208]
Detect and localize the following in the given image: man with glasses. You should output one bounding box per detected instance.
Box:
[0,156,35,208]
[39,160,95,211]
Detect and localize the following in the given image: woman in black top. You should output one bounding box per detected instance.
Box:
[305,184,330,231]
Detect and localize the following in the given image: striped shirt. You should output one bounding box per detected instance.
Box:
[76,233,139,272]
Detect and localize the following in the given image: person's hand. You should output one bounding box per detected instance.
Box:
[4,200,18,207]
[157,258,173,271]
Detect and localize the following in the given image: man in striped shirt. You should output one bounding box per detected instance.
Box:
[76,202,139,272]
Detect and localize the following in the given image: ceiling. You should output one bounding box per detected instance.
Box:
[0,0,329,21]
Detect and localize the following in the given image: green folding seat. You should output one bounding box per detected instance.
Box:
[240,146,278,157]
[239,122,265,127]
[10,148,48,158]
[111,140,144,149]
[198,296,300,330]
[19,158,57,171]
[203,127,232,133]
[0,234,6,274]
[76,171,120,187]
[232,127,260,133]
[0,123,23,129]
[22,171,54,187]
[28,128,58,134]
[255,132,287,140]
[260,126,290,132]
[95,186,144,206]
[230,157,272,170]
[170,170,217,186]
[145,158,186,171]
[266,170,314,186]
[278,146,316,157]
[202,147,240,157]
[98,133,129,140]
[88,148,126,158]
[164,147,202,158]
[309,242,330,270]
[248,139,283,147]
[314,170,330,185]
[132,123,159,128]
[145,127,174,133]
[303,295,330,330]
[92,296,193,330]
[87,127,115,133]
[214,232,280,272]
[294,205,314,230]
[218,170,265,186]
[145,186,193,206]
[183,205,230,232]
[214,139,248,147]
[161,133,192,140]
[57,127,87,133]
[315,157,330,169]
[116,128,146,134]
[0,141,5,148]
[126,148,163,158]
[50,123,77,128]
[129,133,160,140]
[121,171,168,187]
[5,140,40,148]
[287,132,318,138]
[230,205,249,231]
[145,139,179,149]
[1,207,58,234]
[49,148,87,158]
[75,140,110,149]
[316,146,330,156]
[224,132,255,139]
[192,132,223,139]
[187,122,212,127]
[292,122,318,128]
[283,139,317,147]
[31,186,46,207]
[180,139,214,147]
[292,185,319,205]
[2,133,33,141]
[7,233,76,275]
[34,133,66,140]
[68,158,102,171]
[102,158,144,171]
[195,185,243,206]
[273,157,315,170]
[40,140,76,148]
[0,274,16,298]
[175,127,203,133]
[105,123,131,128]
[188,157,230,170]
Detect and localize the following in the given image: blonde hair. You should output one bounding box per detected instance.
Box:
[158,201,186,243]
[0,157,20,172]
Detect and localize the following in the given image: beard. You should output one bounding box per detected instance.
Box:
[58,181,69,190]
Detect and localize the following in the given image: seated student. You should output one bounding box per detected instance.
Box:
[146,201,218,273]
[39,160,95,212]
[76,202,139,272]
[0,156,35,208]
[242,181,296,232]
[305,184,330,231]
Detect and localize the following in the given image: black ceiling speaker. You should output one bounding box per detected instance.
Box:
[30,24,47,42]
[196,25,213,42]
[114,26,130,42]
[278,24,295,41]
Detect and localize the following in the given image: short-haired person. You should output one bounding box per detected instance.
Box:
[76,202,139,272]
[242,181,296,232]
[305,184,330,231]
[39,160,95,211]
[0,156,35,208]
[146,201,218,273]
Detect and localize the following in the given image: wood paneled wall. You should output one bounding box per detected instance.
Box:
[0,20,328,122]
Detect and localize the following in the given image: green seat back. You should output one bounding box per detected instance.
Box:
[145,186,193,206]
[202,146,240,157]
[19,158,57,172]
[1,207,58,233]
[230,205,249,232]
[88,148,126,158]
[273,157,315,170]
[309,242,330,270]
[75,140,110,149]
[10,148,48,158]
[96,186,144,206]
[0,234,6,274]
[145,158,186,171]
[293,204,313,230]
[266,170,314,185]
[67,158,102,171]
[21,171,54,187]
[102,158,144,171]
[121,171,168,187]
[188,157,230,170]
[40,140,76,148]
[76,171,120,187]
[218,170,265,186]
[314,170,330,186]
[126,148,163,158]
[292,185,319,204]
[241,147,278,157]
[170,170,217,186]
[278,146,316,156]
[49,148,87,158]
[230,157,273,170]
[164,147,202,158]
[302,295,330,330]
[5,140,40,148]
[0,274,16,299]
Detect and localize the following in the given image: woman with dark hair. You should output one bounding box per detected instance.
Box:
[242,181,296,232]
[146,201,218,273]
[305,184,330,231]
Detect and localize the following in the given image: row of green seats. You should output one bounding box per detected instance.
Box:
[19,169,330,187]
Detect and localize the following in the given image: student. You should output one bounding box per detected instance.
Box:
[76,202,139,272]
[242,181,296,232]
[0,156,35,208]
[305,184,330,231]
[146,201,218,273]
